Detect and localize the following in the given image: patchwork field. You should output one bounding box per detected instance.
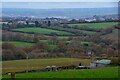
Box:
[3,66,119,78]
[1,40,90,49]
[2,22,119,79]
[68,22,118,29]
[78,30,96,34]
[2,41,33,47]
[10,22,118,36]
[58,36,69,39]
[2,58,91,74]
[2,41,57,50]
[12,28,73,35]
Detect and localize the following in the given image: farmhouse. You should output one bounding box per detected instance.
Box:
[85,18,96,22]
[90,59,111,68]
[17,21,26,24]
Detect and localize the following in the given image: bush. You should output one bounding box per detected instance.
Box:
[109,57,119,65]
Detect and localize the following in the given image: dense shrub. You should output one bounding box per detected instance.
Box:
[109,57,119,65]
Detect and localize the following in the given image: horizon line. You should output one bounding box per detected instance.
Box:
[2,7,118,9]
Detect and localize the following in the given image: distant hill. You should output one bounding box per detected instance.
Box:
[2,7,118,18]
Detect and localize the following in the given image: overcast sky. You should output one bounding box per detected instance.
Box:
[2,2,118,9]
[1,0,120,2]
[1,0,119,9]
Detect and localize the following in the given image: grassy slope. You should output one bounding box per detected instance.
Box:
[12,22,118,36]
[58,36,69,39]
[3,67,118,78]
[102,29,118,43]
[2,41,56,48]
[2,41,33,47]
[79,30,96,34]
[69,22,118,29]
[13,28,73,35]
[3,58,91,74]
[1,40,90,48]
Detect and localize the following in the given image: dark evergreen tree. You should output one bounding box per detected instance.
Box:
[48,21,51,26]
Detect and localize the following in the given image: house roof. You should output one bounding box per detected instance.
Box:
[94,59,111,65]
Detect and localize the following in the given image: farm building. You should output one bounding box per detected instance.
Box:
[90,59,111,68]
[45,66,57,72]
[76,66,89,69]
[85,18,97,22]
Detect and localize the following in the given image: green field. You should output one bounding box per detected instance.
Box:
[39,40,48,43]
[2,41,33,47]
[11,22,118,36]
[3,66,118,78]
[13,28,73,35]
[58,36,69,39]
[79,30,96,34]
[69,22,118,29]
[1,40,59,50]
[2,58,91,74]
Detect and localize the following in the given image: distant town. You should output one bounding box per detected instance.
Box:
[1,14,119,24]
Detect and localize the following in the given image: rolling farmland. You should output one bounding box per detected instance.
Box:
[1,5,119,79]
[11,22,118,36]
[2,58,91,74]
[12,28,73,35]
[68,22,118,29]
[3,66,118,78]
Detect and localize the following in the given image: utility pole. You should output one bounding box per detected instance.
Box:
[26,54,28,73]
[107,47,109,58]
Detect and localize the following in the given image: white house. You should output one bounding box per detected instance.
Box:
[90,59,111,68]
[85,18,96,22]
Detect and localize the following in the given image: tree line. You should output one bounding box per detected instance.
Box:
[2,37,118,61]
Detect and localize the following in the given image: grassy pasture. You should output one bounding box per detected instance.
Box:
[11,22,118,36]
[2,41,33,47]
[3,66,118,78]
[12,28,73,35]
[2,58,91,74]
[79,30,96,34]
[58,36,69,39]
[68,22,118,29]
[2,41,56,51]
[39,40,48,43]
